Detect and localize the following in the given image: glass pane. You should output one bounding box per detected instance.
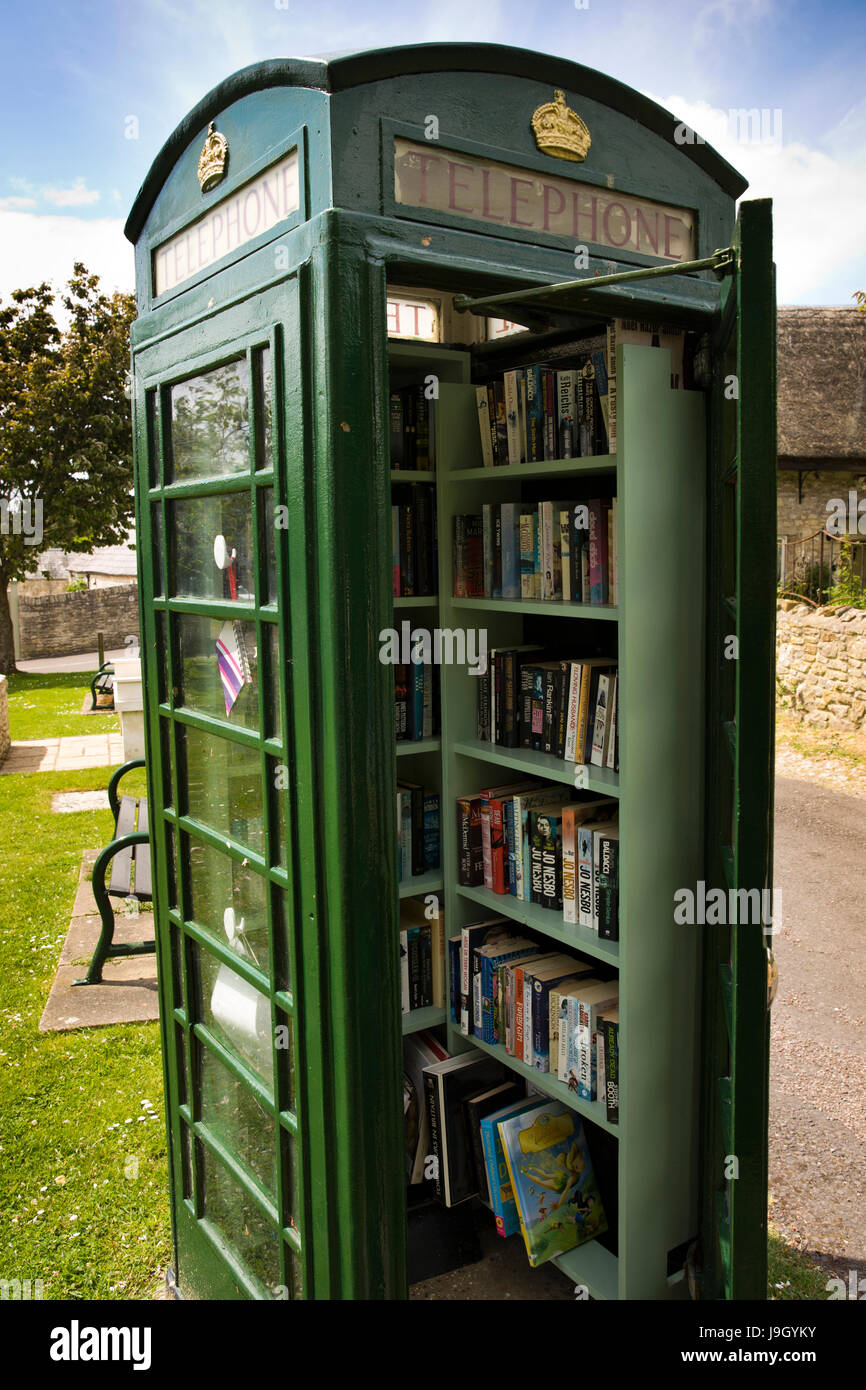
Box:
[194,943,274,1090]
[170,492,254,602]
[175,1023,188,1106]
[180,1120,193,1201]
[177,614,260,731]
[200,1042,277,1198]
[169,359,250,480]
[155,613,169,704]
[274,888,292,995]
[187,836,269,969]
[260,487,278,605]
[170,923,184,1010]
[265,624,281,742]
[181,725,264,856]
[146,390,160,489]
[159,719,173,805]
[275,1008,296,1113]
[201,1146,282,1294]
[151,504,164,596]
[255,347,273,471]
[165,822,178,909]
[268,756,287,869]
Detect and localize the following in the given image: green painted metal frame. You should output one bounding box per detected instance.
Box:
[700,198,776,1300]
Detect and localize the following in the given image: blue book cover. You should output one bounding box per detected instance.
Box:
[498,1100,608,1266]
[525,364,545,462]
[500,502,521,599]
[505,798,518,897]
[481,1097,539,1238]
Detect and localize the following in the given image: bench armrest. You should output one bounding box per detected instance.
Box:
[108,758,147,823]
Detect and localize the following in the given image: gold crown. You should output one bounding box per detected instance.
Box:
[531,90,591,163]
[197,122,228,192]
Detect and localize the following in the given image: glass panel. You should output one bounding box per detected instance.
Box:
[282,1131,301,1244]
[151,504,164,596]
[255,347,273,472]
[160,719,173,806]
[275,1008,296,1113]
[181,725,264,856]
[268,756,287,869]
[146,389,160,490]
[200,1042,277,1198]
[187,836,269,969]
[274,888,292,994]
[175,1023,188,1106]
[265,623,281,742]
[155,613,169,704]
[177,614,260,731]
[260,487,278,605]
[164,823,178,909]
[201,1146,282,1294]
[170,923,184,1010]
[169,359,250,481]
[193,942,274,1091]
[179,1120,193,1201]
[170,492,254,602]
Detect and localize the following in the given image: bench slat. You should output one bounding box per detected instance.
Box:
[108,796,137,896]
[134,799,152,899]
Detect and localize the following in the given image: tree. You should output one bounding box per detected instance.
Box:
[0,263,136,673]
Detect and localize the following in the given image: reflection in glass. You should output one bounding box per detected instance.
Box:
[169,359,250,480]
[177,614,260,731]
[265,624,281,742]
[187,836,269,967]
[255,347,273,471]
[151,504,164,596]
[201,1146,282,1294]
[194,943,274,1090]
[171,493,254,601]
[181,725,264,856]
[200,1043,276,1198]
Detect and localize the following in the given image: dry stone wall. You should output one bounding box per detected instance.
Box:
[776,600,866,731]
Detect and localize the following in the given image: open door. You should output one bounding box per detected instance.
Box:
[700,198,777,1300]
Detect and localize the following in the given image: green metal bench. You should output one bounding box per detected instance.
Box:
[75,758,154,985]
[89,662,115,710]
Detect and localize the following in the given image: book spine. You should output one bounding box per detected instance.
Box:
[577,824,594,929]
[576,999,594,1101]
[604,1018,619,1123]
[562,807,577,925]
[597,835,620,941]
[423,793,440,872]
[500,502,521,600]
[563,662,580,763]
[540,813,560,911]
[480,803,493,891]
[504,370,523,465]
[557,369,576,459]
[477,385,495,467]
[482,502,494,598]
[525,364,544,462]
[606,675,619,770]
[540,501,555,600]
[560,509,571,602]
[590,672,610,766]
[423,1071,443,1201]
[399,930,409,1013]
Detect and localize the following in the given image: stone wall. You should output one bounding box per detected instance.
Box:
[18,584,140,660]
[0,675,9,763]
[777,470,866,542]
[776,600,866,731]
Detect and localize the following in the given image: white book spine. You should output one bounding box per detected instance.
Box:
[562,813,577,925]
[606,674,618,769]
[540,502,555,600]
[564,662,580,763]
[560,509,571,602]
[504,370,523,465]
[590,673,610,767]
[577,824,594,929]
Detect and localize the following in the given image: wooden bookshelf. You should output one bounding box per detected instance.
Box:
[390,338,706,1301]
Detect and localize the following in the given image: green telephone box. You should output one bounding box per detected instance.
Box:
[125,44,775,1301]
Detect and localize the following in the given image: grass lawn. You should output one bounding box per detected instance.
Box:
[0,766,170,1300]
[5,671,119,741]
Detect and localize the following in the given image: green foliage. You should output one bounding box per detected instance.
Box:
[779,558,833,604]
[767,1226,833,1300]
[64,578,88,593]
[828,542,866,609]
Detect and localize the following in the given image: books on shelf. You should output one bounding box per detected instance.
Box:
[392,483,437,597]
[475,355,610,465]
[399,896,445,1016]
[476,650,619,772]
[390,385,435,470]
[454,498,617,605]
[403,1029,448,1184]
[397,781,440,881]
[498,1099,608,1266]
[394,660,439,742]
[422,1052,507,1206]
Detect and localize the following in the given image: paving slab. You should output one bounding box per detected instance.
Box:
[39,851,159,1032]
[1,733,124,774]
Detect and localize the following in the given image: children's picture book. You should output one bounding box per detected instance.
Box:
[498,1099,607,1266]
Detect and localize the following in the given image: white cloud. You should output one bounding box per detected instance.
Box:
[43,181,101,208]
[0,210,134,304]
[646,92,866,304]
[0,196,37,211]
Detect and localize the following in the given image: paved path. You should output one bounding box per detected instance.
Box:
[0,732,124,773]
[770,774,866,1275]
[15,648,131,675]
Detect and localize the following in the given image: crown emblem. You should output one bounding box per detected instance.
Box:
[531,90,591,163]
[197,122,228,192]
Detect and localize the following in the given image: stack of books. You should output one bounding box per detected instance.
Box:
[399,898,446,1016]
[390,386,435,470]
[475,351,611,465]
[395,661,439,743]
[393,483,437,597]
[476,650,618,772]
[397,781,440,882]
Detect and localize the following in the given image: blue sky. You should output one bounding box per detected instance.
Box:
[1,0,864,304]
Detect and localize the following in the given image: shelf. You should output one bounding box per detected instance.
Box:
[401,1006,447,1035]
[453,739,620,796]
[552,1239,619,1301]
[456,884,619,967]
[398,872,443,899]
[391,469,435,483]
[451,597,618,621]
[396,738,441,756]
[449,457,617,482]
[393,595,439,608]
[458,1030,619,1138]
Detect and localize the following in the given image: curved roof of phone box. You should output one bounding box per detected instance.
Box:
[124,42,748,243]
